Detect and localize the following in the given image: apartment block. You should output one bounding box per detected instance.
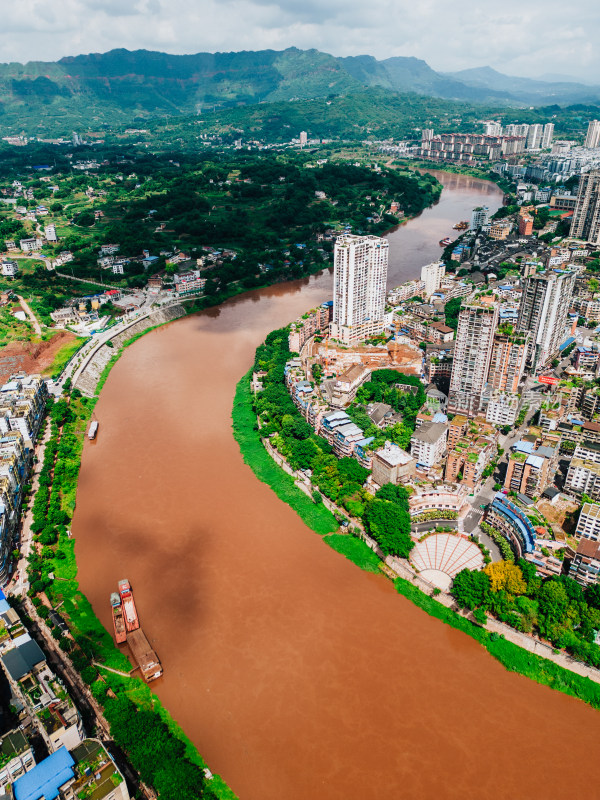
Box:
[517,270,576,371]
[410,422,447,469]
[504,449,553,498]
[569,539,600,587]
[486,393,519,426]
[570,170,600,245]
[448,299,498,417]
[330,234,388,345]
[288,302,333,352]
[584,120,600,150]
[371,442,416,486]
[575,502,600,541]
[420,261,445,298]
[488,330,528,393]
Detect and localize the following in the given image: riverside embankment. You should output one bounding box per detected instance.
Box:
[70,172,600,800]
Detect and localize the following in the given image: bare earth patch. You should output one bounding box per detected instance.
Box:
[0,330,78,382]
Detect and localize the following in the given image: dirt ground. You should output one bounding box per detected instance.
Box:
[537,498,579,537]
[0,330,77,383]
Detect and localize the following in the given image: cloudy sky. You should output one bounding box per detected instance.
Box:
[2,0,599,81]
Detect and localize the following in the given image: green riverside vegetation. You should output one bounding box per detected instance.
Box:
[25,333,238,800]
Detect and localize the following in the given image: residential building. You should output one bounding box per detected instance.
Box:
[575,502,600,541]
[504,446,554,498]
[570,170,600,245]
[330,364,371,407]
[371,442,416,486]
[486,393,519,426]
[569,539,600,587]
[445,433,495,489]
[19,238,42,253]
[516,270,576,371]
[330,234,388,345]
[447,414,468,449]
[483,121,502,136]
[288,302,333,352]
[541,123,555,149]
[173,269,206,296]
[0,729,35,791]
[565,452,600,499]
[584,120,600,150]
[448,298,498,417]
[44,224,57,242]
[1,260,18,277]
[488,221,512,240]
[410,422,447,469]
[485,493,536,558]
[11,740,130,800]
[420,261,445,298]
[526,124,544,150]
[429,321,454,343]
[487,330,528,393]
[518,213,534,236]
[366,403,403,429]
[0,639,84,753]
[299,131,308,147]
[420,132,503,164]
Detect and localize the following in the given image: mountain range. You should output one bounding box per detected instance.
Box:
[1,47,599,135]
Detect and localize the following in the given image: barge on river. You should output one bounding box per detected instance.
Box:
[88,420,99,440]
[111,579,163,682]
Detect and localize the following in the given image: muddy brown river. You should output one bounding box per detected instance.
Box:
[73,172,600,799]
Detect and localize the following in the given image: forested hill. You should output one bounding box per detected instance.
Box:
[1,46,600,136]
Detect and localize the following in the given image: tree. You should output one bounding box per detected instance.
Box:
[484,561,527,595]
[537,579,570,641]
[585,583,600,611]
[363,500,413,557]
[452,569,490,610]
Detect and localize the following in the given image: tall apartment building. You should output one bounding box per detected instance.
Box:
[584,120,600,149]
[487,330,529,393]
[575,502,600,541]
[483,121,502,136]
[541,123,555,149]
[516,270,576,371]
[420,261,445,298]
[569,170,600,245]
[470,206,490,229]
[448,299,498,417]
[526,124,544,150]
[505,123,529,138]
[330,234,388,345]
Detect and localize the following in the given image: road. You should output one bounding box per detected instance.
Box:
[17,294,43,336]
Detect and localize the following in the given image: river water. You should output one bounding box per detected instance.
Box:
[73,172,600,799]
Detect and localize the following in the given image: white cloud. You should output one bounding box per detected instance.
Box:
[0,0,598,83]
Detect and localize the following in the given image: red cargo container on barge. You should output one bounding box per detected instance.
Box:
[118,578,139,632]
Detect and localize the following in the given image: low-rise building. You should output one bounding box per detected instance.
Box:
[0,729,35,792]
[371,442,416,486]
[410,422,447,469]
[11,739,130,800]
[330,364,371,407]
[569,538,600,587]
[486,392,519,426]
[485,492,537,558]
[575,502,600,541]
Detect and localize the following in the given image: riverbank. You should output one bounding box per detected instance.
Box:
[21,326,239,800]
[409,160,515,196]
[231,357,600,711]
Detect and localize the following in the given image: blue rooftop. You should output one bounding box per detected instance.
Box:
[513,440,535,454]
[559,337,576,351]
[432,412,448,424]
[13,748,75,800]
[491,493,536,554]
[526,454,545,469]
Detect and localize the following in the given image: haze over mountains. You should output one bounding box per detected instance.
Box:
[1,46,600,134]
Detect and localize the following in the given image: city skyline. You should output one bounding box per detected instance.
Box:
[1,0,599,83]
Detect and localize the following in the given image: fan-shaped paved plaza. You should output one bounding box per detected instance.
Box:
[410,534,485,591]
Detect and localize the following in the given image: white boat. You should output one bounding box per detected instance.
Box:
[88,420,99,440]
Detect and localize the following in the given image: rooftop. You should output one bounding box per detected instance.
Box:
[412,422,447,445]
[13,747,74,800]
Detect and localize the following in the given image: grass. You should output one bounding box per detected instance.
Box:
[232,371,338,536]
[44,335,86,378]
[393,578,600,710]
[323,533,381,573]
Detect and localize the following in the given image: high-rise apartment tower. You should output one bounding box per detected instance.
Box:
[570,170,600,245]
[517,270,576,371]
[330,234,388,345]
[585,121,600,149]
[448,299,499,417]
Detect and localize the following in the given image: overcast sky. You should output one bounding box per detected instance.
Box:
[1,0,599,81]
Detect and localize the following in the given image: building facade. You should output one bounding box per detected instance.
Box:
[330,234,388,345]
[516,270,576,371]
[570,170,600,245]
[448,299,498,417]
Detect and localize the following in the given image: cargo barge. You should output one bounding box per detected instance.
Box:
[453,220,469,230]
[88,420,99,440]
[118,578,139,632]
[127,628,163,682]
[110,578,163,682]
[110,592,127,644]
